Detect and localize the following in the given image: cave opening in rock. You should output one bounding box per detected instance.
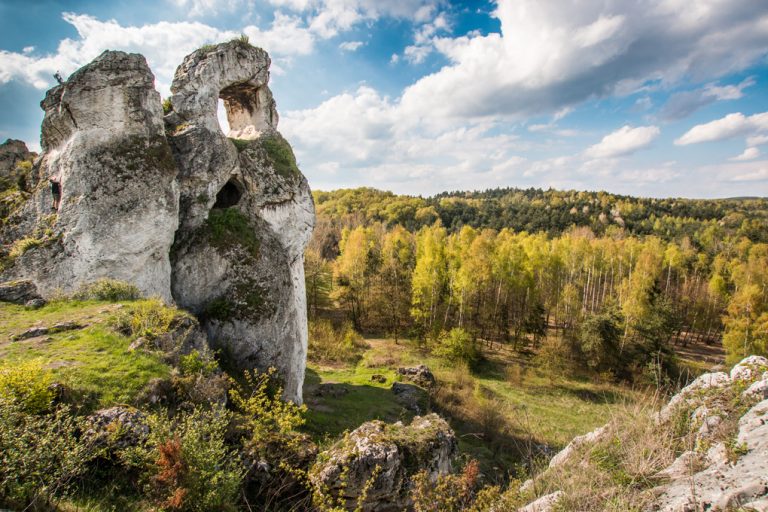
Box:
[213,179,242,209]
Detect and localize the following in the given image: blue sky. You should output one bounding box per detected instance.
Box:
[1,0,767,198]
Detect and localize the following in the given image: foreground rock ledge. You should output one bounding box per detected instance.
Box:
[310,414,457,512]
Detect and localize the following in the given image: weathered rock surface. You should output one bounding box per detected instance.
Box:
[1,41,314,403]
[2,51,179,302]
[0,139,34,178]
[514,356,768,512]
[397,365,436,387]
[518,491,563,512]
[0,279,42,304]
[310,414,457,511]
[84,406,149,449]
[166,40,314,403]
[651,398,768,511]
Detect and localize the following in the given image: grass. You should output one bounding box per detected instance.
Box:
[0,300,171,410]
[302,336,638,480]
[261,135,300,180]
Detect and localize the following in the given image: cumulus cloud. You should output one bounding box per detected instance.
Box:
[584,125,660,159]
[675,112,768,145]
[0,13,234,92]
[660,77,755,120]
[731,147,760,161]
[396,0,768,123]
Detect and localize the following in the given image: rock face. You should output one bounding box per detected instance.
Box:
[2,51,179,302]
[0,139,34,179]
[166,40,314,403]
[311,414,457,511]
[0,41,314,403]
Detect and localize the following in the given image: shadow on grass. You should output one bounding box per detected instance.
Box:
[301,368,416,441]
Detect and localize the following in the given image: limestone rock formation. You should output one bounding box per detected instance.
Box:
[166,40,314,403]
[0,139,34,179]
[0,40,314,403]
[1,51,179,302]
[310,414,457,511]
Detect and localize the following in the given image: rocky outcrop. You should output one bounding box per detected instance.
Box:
[0,139,34,179]
[166,40,314,403]
[0,279,42,304]
[397,365,436,387]
[0,41,314,403]
[2,51,179,302]
[310,414,457,511]
[513,356,768,512]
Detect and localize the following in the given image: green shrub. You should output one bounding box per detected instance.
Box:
[0,402,90,509]
[112,299,179,340]
[206,208,260,257]
[0,360,54,414]
[162,98,173,115]
[73,278,141,301]
[308,319,368,364]
[124,406,243,512]
[229,138,250,152]
[179,350,218,377]
[433,328,480,367]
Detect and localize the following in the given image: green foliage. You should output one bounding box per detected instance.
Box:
[0,359,54,414]
[112,298,180,340]
[130,406,243,512]
[229,367,306,445]
[308,319,368,364]
[178,350,218,377]
[433,328,480,367]
[228,138,250,152]
[0,402,90,509]
[73,278,142,301]
[577,310,622,372]
[261,135,300,179]
[205,207,260,257]
[162,98,173,115]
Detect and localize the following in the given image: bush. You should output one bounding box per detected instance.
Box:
[433,328,480,367]
[410,459,483,512]
[0,360,54,414]
[261,135,300,179]
[112,299,179,340]
[126,406,244,512]
[179,350,218,377]
[162,98,173,114]
[73,278,141,301]
[308,319,368,364]
[0,402,90,509]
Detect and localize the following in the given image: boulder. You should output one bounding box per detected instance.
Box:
[396,365,436,387]
[548,424,608,468]
[0,279,42,304]
[391,382,428,414]
[310,414,457,511]
[84,406,149,450]
[518,491,564,512]
[731,356,768,382]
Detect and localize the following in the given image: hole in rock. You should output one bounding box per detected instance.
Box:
[213,179,242,209]
[217,98,230,135]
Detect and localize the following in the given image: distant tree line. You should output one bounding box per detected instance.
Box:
[306,188,768,375]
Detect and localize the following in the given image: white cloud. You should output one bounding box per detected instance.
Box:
[661,77,756,120]
[675,112,768,145]
[731,147,760,161]
[168,0,245,17]
[706,160,768,182]
[404,45,432,64]
[747,134,768,147]
[339,40,365,52]
[584,125,660,159]
[396,0,768,123]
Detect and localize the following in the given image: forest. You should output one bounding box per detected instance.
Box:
[306,187,768,377]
